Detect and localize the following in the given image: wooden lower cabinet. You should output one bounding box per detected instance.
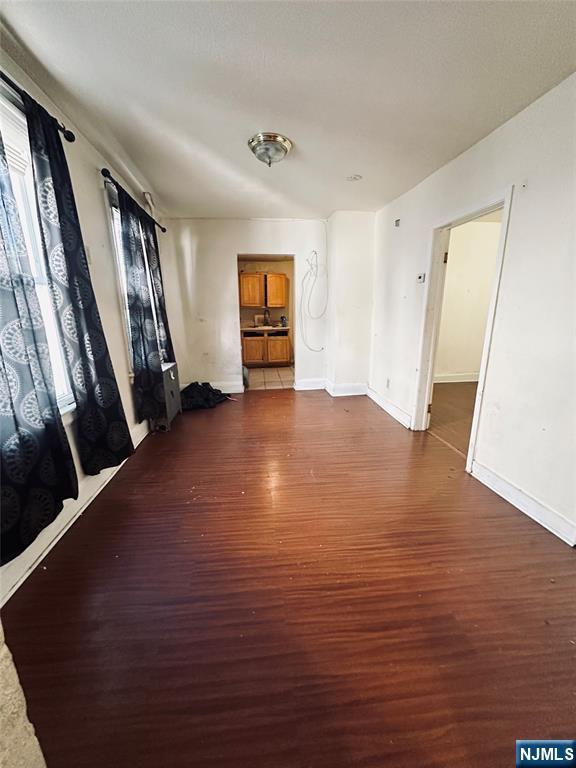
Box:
[267,336,291,364]
[242,332,291,366]
[242,336,266,364]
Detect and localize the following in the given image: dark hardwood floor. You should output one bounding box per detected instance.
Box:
[429,381,478,455]
[3,391,575,768]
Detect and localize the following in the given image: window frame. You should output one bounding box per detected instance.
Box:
[106,186,165,373]
[0,86,75,414]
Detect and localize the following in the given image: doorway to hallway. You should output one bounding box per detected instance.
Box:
[427,208,503,456]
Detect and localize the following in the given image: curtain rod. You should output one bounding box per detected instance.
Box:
[0,70,76,143]
[101,168,167,233]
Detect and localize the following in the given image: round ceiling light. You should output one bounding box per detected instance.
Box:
[248,132,293,167]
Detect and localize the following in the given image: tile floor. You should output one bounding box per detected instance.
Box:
[248,366,294,390]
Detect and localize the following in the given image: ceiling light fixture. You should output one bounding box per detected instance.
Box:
[346,174,363,182]
[248,132,293,167]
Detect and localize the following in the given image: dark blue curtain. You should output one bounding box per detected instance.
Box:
[0,133,78,565]
[116,187,168,424]
[23,94,134,474]
[141,216,175,365]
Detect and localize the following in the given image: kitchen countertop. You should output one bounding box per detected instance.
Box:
[241,326,290,331]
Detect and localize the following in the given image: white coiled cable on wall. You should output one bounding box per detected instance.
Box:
[299,249,328,352]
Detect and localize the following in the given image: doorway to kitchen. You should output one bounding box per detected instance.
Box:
[237,255,295,391]
[414,194,511,465]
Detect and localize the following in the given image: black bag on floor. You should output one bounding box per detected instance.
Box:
[180,382,229,410]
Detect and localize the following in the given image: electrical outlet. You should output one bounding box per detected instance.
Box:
[417,273,426,283]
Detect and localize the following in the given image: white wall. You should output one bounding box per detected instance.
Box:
[326,211,375,395]
[369,73,576,542]
[162,219,328,392]
[0,54,152,604]
[434,220,501,383]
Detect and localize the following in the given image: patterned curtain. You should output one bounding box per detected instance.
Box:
[23,94,134,474]
[140,216,175,364]
[116,187,167,424]
[0,133,78,565]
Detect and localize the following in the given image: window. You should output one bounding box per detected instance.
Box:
[0,90,74,412]
[108,193,164,367]
[110,205,133,360]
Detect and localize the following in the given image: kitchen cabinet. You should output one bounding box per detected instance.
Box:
[239,272,265,307]
[266,273,288,307]
[241,329,292,366]
[242,335,266,364]
[239,272,288,308]
[267,336,291,363]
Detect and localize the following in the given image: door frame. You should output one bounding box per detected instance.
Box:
[412,185,514,472]
[236,254,296,386]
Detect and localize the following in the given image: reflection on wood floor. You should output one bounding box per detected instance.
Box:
[429,381,478,455]
[3,390,575,768]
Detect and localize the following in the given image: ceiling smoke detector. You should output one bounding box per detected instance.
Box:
[248,132,293,167]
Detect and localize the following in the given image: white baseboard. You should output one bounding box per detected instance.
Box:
[326,382,368,397]
[211,380,244,394]
[471,461,576,547]
[367,387,412,429]
[294,378,327,391]
[0,425,150,606]
[434,373,480,383]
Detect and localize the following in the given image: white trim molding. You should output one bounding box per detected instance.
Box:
[326,382,368,397]
[367,387,412,429]
[433,373,480,384]
[471,461,576,547]
[294,378,327,391]
[211,379,244,394]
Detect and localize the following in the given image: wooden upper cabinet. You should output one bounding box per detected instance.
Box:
[266,273,288,308]
[239,272,265,307]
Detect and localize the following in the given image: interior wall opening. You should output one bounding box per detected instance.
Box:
[427,208,503,456]
[237,254,295,391]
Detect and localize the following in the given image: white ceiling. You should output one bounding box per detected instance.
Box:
[2,1,575,219]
